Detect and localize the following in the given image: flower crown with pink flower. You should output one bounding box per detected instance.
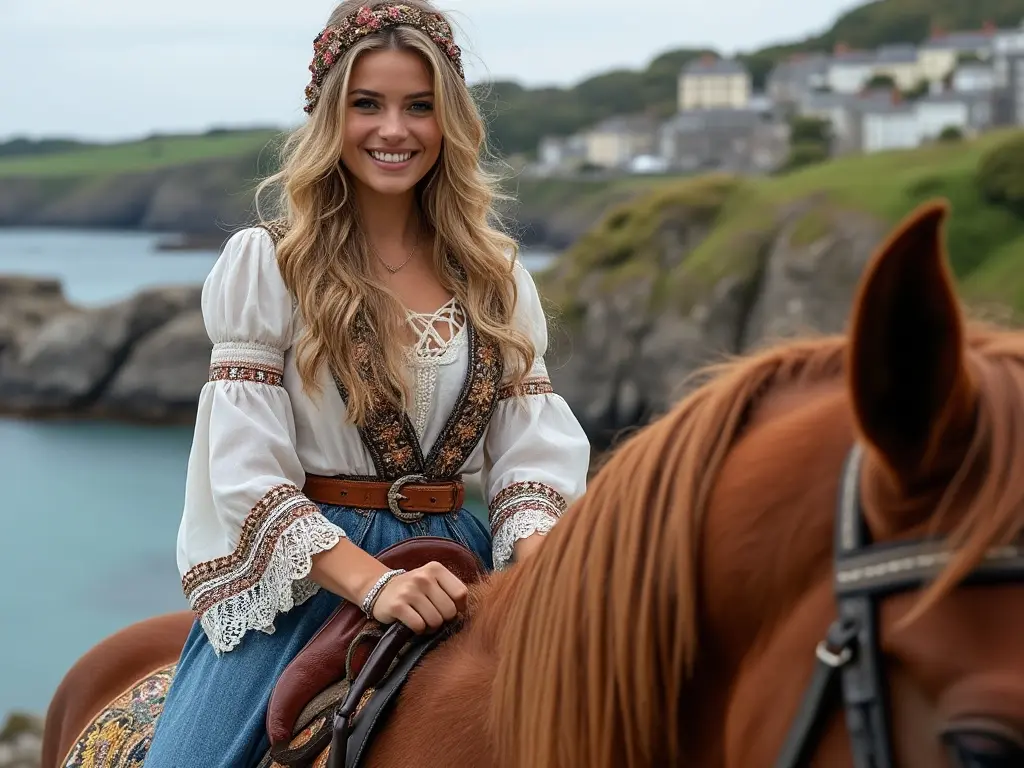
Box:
[303,3,465,115]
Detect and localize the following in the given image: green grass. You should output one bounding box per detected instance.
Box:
[0,130,283,177]
[789,207,835,247]
[541,128,1024,320]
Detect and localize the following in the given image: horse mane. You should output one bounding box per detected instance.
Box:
[489,322,1024,768]
[489,335,847,768]
[912,329,1024,617]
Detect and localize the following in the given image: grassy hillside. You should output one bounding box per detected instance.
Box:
[0,130,281,178]
[543,129,1024,319]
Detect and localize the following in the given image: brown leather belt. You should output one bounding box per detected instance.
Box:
[302,474,464,523]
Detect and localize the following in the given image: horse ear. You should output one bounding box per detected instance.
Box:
[847,200,976,491]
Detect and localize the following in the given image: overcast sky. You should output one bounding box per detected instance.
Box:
[1,0,865,141]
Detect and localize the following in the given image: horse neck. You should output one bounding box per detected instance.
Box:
[701,382,849,668]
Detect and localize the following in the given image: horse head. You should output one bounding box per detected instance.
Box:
[494,200,1024,767]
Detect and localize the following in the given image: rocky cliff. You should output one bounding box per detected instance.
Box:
[0,156,266,236]
[537,177,890,448]
[0,176,895,437]
[0,154,669,250]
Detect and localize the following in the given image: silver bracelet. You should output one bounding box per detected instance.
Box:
[360,568,406,619]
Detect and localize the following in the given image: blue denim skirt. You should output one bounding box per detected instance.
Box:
[143,504,492,768]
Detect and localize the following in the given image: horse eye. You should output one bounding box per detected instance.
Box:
[942,723,1024,768]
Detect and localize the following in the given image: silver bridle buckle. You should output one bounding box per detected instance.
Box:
[387,474,428,523]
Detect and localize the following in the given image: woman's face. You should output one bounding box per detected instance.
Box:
[340,48,443,199]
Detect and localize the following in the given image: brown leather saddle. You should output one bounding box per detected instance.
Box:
[265,536,487,768]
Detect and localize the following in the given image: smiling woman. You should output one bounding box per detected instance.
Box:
[112,2,592,768]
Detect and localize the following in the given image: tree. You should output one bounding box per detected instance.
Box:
[790,116,833,147]
[939,125,964,142]
[781,116,833,173]
[902,78,931,101]
[865,73,898,90]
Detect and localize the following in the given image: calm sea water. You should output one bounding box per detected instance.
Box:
[0,227,554,719]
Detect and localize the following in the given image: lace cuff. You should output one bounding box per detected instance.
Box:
[489,481,567,570]
[181,484,345,654]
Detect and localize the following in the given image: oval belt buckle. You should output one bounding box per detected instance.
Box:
[387,474,428,523]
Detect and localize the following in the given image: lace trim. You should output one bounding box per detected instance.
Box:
[406,298,465,360]
[406,299,467,439]
[491,508,558,571]
[489,481,567,570]
[210,340,284,369]
[181,484,346,654]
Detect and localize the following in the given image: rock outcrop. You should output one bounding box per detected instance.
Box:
[0,279,209,423]
[0,713,42,768]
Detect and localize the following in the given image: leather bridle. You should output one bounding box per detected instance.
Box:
[774,443,1024,767]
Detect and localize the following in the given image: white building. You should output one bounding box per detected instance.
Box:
[861,105,919,152]
[953,63,996,92]
[858,93,989,152]
[766,53,830,107]
[798,90,896,155]
[536,134,587,173]
[915,96,972,139]
[827,50,877,94]
[992,20,1024,125]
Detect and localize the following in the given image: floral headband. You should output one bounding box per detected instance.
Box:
[303,3,465,115]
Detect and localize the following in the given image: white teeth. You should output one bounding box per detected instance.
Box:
[370,150,412,164]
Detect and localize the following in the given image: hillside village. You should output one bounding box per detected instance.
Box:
[535,19,1024,176]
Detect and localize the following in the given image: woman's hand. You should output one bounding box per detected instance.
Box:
[370,561,469,633]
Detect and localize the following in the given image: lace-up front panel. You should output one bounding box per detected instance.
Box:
[405,298,467,439]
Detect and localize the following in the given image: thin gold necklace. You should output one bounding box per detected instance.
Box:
[371,240,419,274]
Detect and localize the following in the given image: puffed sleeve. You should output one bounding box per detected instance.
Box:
[176,227,346,654]
[481,264,591,570]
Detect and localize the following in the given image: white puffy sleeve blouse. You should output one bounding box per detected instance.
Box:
[480,264,591,569]
[177,227,589,653]
[177,228,346,653]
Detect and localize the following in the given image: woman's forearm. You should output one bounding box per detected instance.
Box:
[310,536,390,603]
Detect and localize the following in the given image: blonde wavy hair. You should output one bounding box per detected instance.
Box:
[255,0,534,426]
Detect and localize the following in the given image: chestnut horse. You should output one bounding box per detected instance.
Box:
[43,199,1024,768]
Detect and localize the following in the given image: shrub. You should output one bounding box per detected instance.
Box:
[976,131,1024,216]
[938,125,963,142]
